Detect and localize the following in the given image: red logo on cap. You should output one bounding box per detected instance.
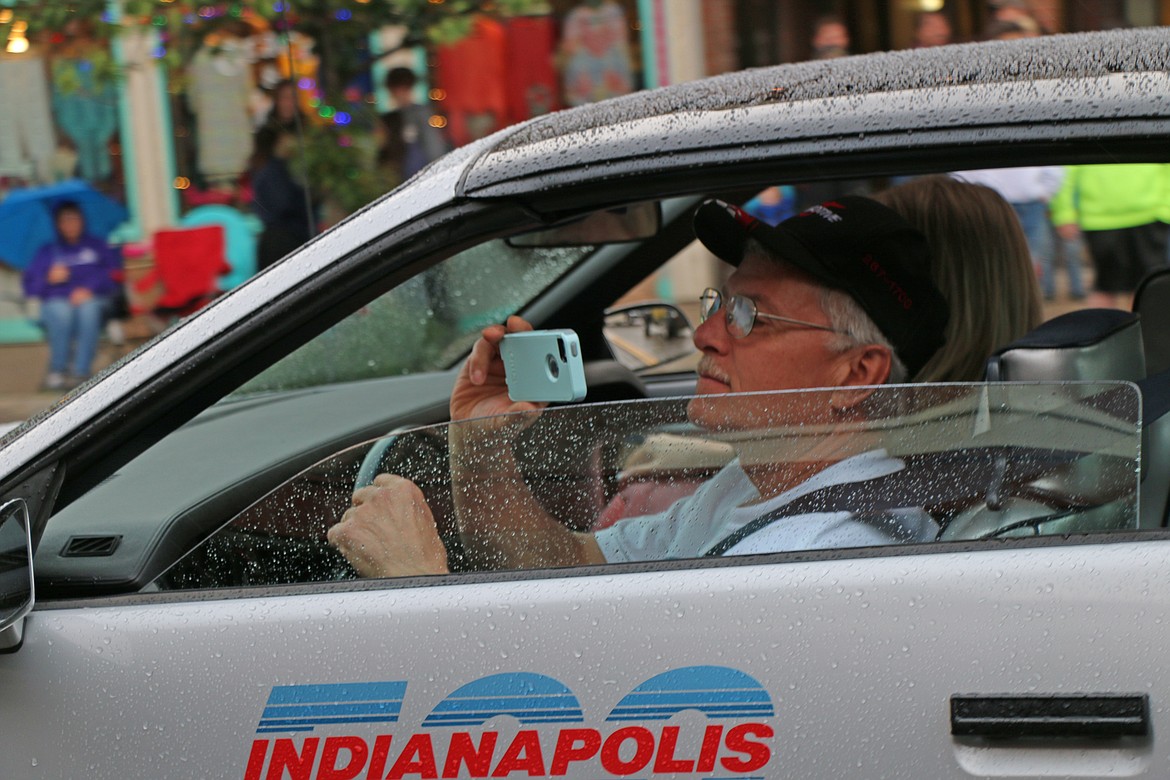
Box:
[723,202,758,229]
[860,253,914,310]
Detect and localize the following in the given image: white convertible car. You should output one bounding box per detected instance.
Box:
[1,29,1169,779]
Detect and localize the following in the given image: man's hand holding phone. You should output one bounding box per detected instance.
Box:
[450,316,544,425]
[450,316,587,424]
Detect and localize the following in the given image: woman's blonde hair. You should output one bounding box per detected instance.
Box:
[874,175,1042,382]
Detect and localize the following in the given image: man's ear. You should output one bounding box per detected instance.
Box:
[829,344,891,411]
[839,344,892,387]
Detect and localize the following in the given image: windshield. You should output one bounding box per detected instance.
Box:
[234,239,596,395]
[156,381,1140,590]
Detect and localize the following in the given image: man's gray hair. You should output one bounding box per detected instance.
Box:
[820,288,907,384]
[742,239,908,384]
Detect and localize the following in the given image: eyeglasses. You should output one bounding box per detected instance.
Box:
[698,288,843,339]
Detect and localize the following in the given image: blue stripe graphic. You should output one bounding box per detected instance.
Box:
[259,715,401,728]
[427,716,584,727]
[606,702,775,721]
[267,681,407,706]
[427,713,584,722]
[258,681,407,734]
[607,667,774,722]
[618,689,771,705]
[263,702,402,719]
[611,704,774,716]
[429,694,580,712]
[256,726,316,734]
[424,673,584,728]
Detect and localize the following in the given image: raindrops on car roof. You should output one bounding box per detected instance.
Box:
[495,29,1170,153]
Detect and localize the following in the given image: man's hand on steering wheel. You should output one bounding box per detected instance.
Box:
[328,474,449,578]
[333,317,551,579]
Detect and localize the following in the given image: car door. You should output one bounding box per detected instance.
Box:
[3,380,1165,778]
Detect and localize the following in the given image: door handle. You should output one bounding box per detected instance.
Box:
[950,694,1149,739]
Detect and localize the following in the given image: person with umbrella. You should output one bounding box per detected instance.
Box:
[21,201,122,390]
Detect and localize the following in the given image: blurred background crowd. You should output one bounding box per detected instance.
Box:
[0,0,1166,400]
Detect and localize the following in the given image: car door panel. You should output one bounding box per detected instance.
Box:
[3,539,1166,778]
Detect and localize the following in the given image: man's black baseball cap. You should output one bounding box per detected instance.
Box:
[693,196,949,378]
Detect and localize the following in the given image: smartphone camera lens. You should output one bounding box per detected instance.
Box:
[546,354,560,379]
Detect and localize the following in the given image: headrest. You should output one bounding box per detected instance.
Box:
[985,309,1145,382]
[1134,268,1170,375]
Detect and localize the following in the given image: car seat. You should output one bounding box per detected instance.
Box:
[1134,268,1170,375]
[1133,268,1170,527]
[133,225,232,319]
[179,205,261,291]
[941,309,1148,540]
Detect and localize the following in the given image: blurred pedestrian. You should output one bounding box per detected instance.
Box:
[953,167,1079,300]
[1051,164,1170,308]
[377,67,450,184]
[810,15,850,60]
[914,11,953,47]
[742,186,796,226]
[982,18,1039,40]
[987,0,1043,34]
[260,79,303,135]
[22,201,122,390]
[250,126,314,271]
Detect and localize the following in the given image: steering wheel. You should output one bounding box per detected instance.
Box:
[350,426,467,570]
[355,432,407,489]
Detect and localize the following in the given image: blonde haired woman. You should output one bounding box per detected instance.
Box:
[875,175,1043,382]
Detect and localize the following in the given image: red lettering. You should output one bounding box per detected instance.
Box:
[549,729,601,775]
[244,739,268,780]
[442,732,498,778]
[387,734,438,780]
[696,726,723,773]
[720,724,773,773]
[266,738,319,780]
[491,730,545,777]
[599,727,655,776]
[652,727,694,773]
[318,737,369,780]
[367,736,392,780]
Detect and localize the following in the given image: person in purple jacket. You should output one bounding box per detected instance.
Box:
[22,201,122,390]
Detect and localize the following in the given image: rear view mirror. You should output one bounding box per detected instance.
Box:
[0,499,33,652]
[507,202,661,247]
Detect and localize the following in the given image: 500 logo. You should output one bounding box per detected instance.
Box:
[243,666,775,780]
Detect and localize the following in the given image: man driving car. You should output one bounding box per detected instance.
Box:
[328,196,950,577]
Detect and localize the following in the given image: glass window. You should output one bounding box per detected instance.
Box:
[154,381,1140,590]
[31,234,596,596]
[235,239,594,394]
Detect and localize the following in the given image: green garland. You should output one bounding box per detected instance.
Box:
[1,0,550,50]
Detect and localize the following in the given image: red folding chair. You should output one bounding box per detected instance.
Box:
[133,225,231,319]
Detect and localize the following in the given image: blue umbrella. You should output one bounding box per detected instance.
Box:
[0,180,129,271]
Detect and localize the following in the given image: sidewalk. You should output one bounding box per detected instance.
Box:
[0,336,145,424]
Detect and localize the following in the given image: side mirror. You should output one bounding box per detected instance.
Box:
[0,499,33,653]
[604,302,696,371]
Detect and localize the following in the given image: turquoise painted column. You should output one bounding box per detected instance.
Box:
[108,0,178,240]
[637,0,661,89]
